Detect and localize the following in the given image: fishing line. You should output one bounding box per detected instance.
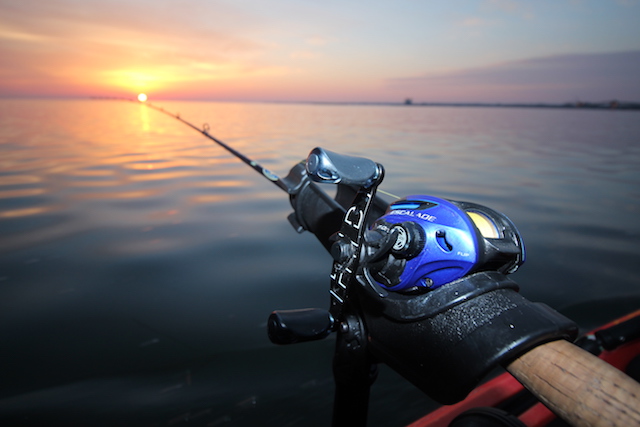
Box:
[377,189,399,200]
[135,99,291,193]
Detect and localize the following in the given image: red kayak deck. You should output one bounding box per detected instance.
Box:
[407,309,640,427]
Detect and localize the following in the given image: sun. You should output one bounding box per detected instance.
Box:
[137,93,148,102]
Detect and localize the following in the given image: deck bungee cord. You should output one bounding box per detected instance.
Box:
[124,97,639,427]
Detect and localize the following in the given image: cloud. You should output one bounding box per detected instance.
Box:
[485,0,535,18]
[388,51,640,103]
[306,36,330,46]
[457,17,493,27]
[0,0,282,96]
[290,51,319,60]
[486,0,521,12]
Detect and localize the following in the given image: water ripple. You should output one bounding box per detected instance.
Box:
[0,206,56,219]
[0,188,46,198]
[0,174,42,185]
[0,99,639,426]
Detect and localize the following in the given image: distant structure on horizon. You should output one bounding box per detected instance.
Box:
[400,98,640,110]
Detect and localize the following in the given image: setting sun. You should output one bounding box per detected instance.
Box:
[137,93,148,102]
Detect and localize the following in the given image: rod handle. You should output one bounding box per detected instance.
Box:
[506,339,640,427]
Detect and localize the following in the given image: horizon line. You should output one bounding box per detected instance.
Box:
[2,94,640,110]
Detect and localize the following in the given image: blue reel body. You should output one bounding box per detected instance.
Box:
[364,195,524,293]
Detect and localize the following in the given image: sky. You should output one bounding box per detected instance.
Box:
[1,0,639,103]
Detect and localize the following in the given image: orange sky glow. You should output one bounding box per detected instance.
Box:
[1,0,639,103]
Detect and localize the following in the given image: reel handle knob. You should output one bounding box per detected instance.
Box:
[306,147,381,188]
[268,308,335,345]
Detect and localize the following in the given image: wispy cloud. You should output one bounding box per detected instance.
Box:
[388,51,640,103]
[457,17,494,27]
[290,51,319,60]
[485,0,535,19]
[306,36,332,46]
[0,0,283,96]
[0,0,638,101]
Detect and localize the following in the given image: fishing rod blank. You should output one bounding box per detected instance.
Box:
[137,99,291,193]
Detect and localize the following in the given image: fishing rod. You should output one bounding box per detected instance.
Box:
[135,99,291,193]
[126,97,640,427]
[132,97,392,251]
[135,99,399,200]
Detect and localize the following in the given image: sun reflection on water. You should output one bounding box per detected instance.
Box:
[139,101,150,132]
[0,99,257,223]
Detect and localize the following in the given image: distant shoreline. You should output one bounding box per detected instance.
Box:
[61,96,640,111]
[268,99,640,110]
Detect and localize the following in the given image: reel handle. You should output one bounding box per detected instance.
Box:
[268,308,335,345]
[306,147,381,188]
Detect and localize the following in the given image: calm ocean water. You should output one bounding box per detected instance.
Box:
[1,99,639,426]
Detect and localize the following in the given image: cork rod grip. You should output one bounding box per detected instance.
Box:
[506,339,640,427]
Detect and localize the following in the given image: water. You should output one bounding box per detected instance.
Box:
[0,99,639,426]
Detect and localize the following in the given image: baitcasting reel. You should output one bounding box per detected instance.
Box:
[309,145,525,295]
[361,194,525,293]
[268,147,577,419]
[269,147,525,342]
